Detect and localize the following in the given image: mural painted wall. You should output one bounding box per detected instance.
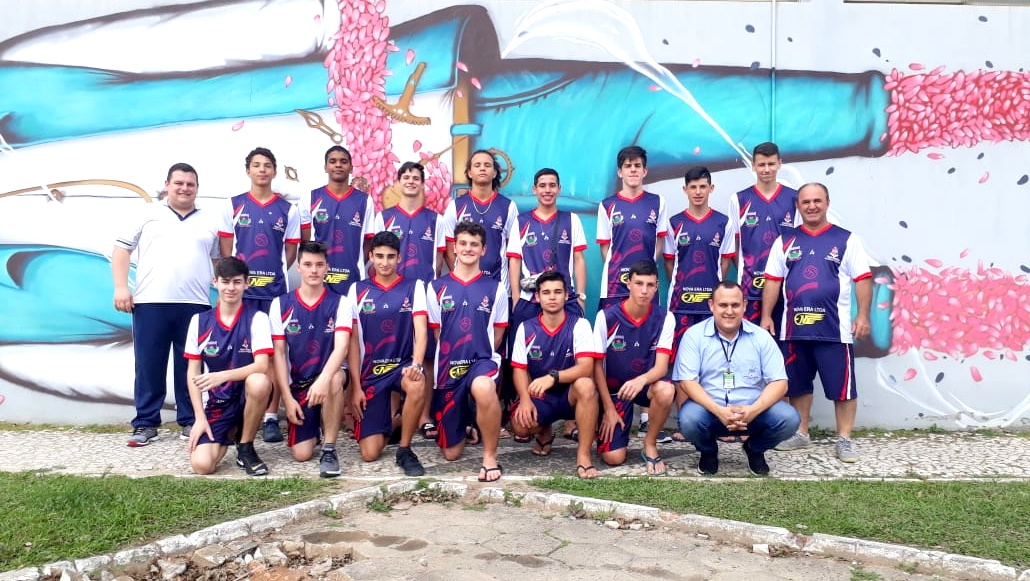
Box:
[0,0,1027,428]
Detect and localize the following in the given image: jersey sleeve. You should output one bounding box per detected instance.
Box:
[269,297,285,340]
[510,323,529,368]
[345,285,359,330]
[595,202,611,244]
[334,293,354,332]
[656,196,669,238]
[504,200,519,247]
[426,281,442,328]
[183,314,202,359]
[438,199,457,247]
[250,311,274,356]
[656,311,675,355]
[719,215,736,258]
[570,213,588,252]
[724,193,740,256]
[662,217,677,259]
[412,280,428,317]
[372,211,385,233]
[572,317,598,359]
[491,282,509,327]
[843,233,873,281]
[114,206,146,251]
[285,204,302,244]
[298,193,313,229]
[506,217,524,260]
[361,197,377,239]
[763,236,787,280]
[592,311,608,358]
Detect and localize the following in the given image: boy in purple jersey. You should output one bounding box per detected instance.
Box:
[595,145,669,311]
[761,183,872,462]
[510,272,600,479]
[348,232,429,477]
[231,147,302,314]
[374,161,442,440]
[725,142,798,323]
[427,221,509,482]
[663,166,734,439]
[593,260,676,475]
[438,150,519,291]
[184,258,274,476]
[270,242,352,478]
[301,146,376,295]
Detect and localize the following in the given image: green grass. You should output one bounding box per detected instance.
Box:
[536,477,1030,568]
[0,472,327,570]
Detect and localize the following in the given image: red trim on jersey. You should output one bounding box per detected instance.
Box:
[372,273,404,292]
[300,223,312,230]
[272,334,286,341]
[505,251,521,259]
[615,190,645,202]
[444,236,455,242]
[662,253,675,259]
[765,274,784,282]
[531,209,558,223]
[394,205,423,219]
[538,312,567,336]
[753,184,783,203]
[467,191,498,205]
[574,351,595,360]
[216,305,244,331]
[656,347,673,356]
[285,237,301,244]
[799,223,833,236]
[682,208,713,223]
[363,232,375,239]
[428,322,442,329]
[596,238,611,244]
[573,244,587,251]
[448,271,483,286]
[334,325,352,333]
[254,348,274,356]
[412,310,428,317]
[296,288,328,310]
[511,361,529,370]
[853,272,873,282]
[246,192,280,208]
[184,353,202,360]
[619,301,652,327]
[493,322,509,328]
[324,185,355,201]
[218,231,234,238]
[721,252,737,259]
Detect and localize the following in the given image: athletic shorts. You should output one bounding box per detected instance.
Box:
[744,298,785,326]
[198,397,244,446]
[286,383,323,447]
[672,312,710,360]
[432,359,499,449]
[510,384,574,427]
[596,386,653,454]
[783,341,857,401]
[354,364,405,440]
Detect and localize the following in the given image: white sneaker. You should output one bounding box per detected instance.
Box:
[836,437,859,463]
[774,431,811,451]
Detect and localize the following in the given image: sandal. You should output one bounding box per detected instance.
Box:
[420,422,438,440]
[477,464,504,482]
[640,449,667,476]
[576,464,599,479]
[513,433,532,444]
[532,431,556,456]
[563,428,579,442]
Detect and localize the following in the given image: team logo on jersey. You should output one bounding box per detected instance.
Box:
[525,231,538,246]
[388,223,403,238]
[436,286,455,312]
[677,230,691,247]
[285,318,302,335]
[476,296,492,313]
[324,271,350,284]
[203,340,219,357]
[492,216,505,230]
[236,212,252,227]
[609,207,624,226]
[349,212,363,227]
[273,216,286,233]
[743,211,759,227]
[528,342,543,360]
[372,362,400,376]
[360,298,376,314]
[793,311,826,325]
[826,246,841,263]
[710,232,722,247]
[679,291,712,304]
[781,212,794,227]
[313,205,330,224]
[240,338,252,354]
[399,296,413,313]
[421,226,435,242]
[325,316,336,333]
[610,335,627,351]
[248,275,275,287]
[647,209,657,224]
[559,229,570,244]
[784,237,802,261]
[449,364,470,379]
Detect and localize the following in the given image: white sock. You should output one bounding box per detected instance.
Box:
[640,412,649,424]
[263,413,277,422]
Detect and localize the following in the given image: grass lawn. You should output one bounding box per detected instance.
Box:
[0,472,327,571]
[537,477,1030,568]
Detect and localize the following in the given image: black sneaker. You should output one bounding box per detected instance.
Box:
[235,442,269,476]
[261,418,283,443]
[742,441,770,476]
[697,451,719,475]
[127,426,158,447]
[395,447,426,477]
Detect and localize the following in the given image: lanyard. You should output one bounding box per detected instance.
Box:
[719,335,739,373]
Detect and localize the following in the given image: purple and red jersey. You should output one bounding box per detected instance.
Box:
[726,184,798,301]
[511,314,597,377]
[765,224,872,343]
[596,191,668,299]
[439,192,518,290]
[593,302,675,391]
[230,192,302,301]
[374,205,441,283]
[426,272,508,387]
[269,288,353,387]
[663,209,734,315]
[506,209,588,303]
[184,305,273,403]
[302,185,376,294]
[347,275,428,381]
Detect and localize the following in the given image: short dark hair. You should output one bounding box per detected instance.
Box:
[713,280,744,295]
[166,163,198,183]
[298,240,328,260]
[465,149,502,191]
[454,220,487,245]
[627,259,659,279]
[752,142,780,159]
[397,161,425,181]
[246,147,276,169]
[617,145,647,169]
[215,257,249,279]
[534,167,560,186]
[325,145,351,164]
[370,231,401,253]
[534,271,567,292]
[683,166,712,185]
[798,182,830,200]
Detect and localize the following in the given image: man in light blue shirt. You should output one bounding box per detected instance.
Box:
[672,281,800,475]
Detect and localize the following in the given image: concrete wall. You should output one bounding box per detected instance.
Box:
[0,0,1027,429]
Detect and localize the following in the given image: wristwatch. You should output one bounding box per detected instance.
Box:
[413,363,425,374]
[549,370,560,384]
[576,292,587,300]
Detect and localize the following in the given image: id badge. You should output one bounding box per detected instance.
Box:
[722,372,735,391]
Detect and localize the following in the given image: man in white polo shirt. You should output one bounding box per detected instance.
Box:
[113,163,233,447]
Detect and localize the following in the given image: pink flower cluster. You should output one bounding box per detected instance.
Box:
[883,66,1030,156]
[324,0,398,207]
[890,262,1030,359]
[419,152,452,214]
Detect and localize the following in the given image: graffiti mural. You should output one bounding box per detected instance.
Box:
[0,0,1027,428]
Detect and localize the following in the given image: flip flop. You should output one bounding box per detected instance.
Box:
[477,464,504,482]
[576,464,599,479]
[640,449,667,476]
[532,432,556,456]
[420,422,438,440]
[563,428,579,442]
[513,433,532,444]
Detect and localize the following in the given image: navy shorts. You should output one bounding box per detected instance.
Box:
[354,363,405,440]
[432,359,498,449]
[596,385,653,454]
[198,397,244,446]
[783,341,857,401]
[510,384,574,427]
[286,384,323,447]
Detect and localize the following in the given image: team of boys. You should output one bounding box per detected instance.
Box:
[115,141,872,482]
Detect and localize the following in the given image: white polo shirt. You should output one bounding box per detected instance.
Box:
[115,200,232,305]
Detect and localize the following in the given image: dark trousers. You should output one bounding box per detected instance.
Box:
[131,302,210,428]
